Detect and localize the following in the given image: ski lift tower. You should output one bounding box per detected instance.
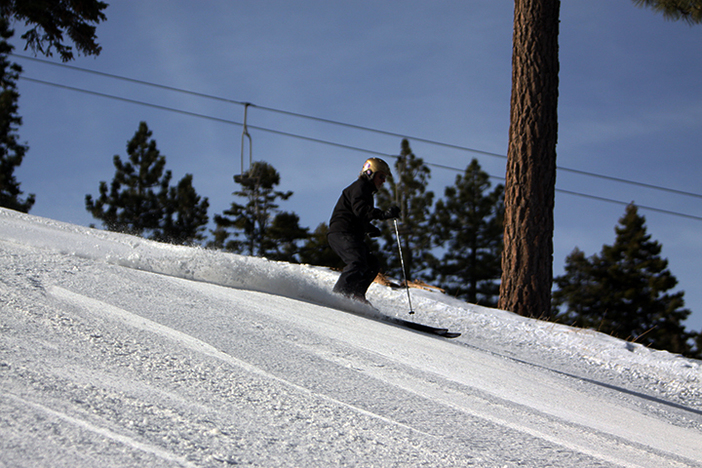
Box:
[234,102,254,184]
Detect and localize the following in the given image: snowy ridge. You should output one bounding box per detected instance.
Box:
[1,207,701,466]
[0,208,346,308]
[2,208,698,395]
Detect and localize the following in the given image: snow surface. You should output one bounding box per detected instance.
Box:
[1,207,701,467]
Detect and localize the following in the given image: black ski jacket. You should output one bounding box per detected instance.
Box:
[328,177,383,239]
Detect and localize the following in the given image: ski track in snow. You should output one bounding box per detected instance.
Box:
[49,285,438,440]
[5,391,198,468]
[2,208,702,467]
[50,277,701,468]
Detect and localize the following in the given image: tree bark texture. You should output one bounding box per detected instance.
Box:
[499,0,560,317]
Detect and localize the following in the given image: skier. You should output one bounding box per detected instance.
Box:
[327,158,400,303]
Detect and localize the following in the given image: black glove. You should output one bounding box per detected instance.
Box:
[367,224,382,238]
[382,205,401,220]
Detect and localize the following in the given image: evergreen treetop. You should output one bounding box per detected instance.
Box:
[212,161,306,262]
[375,139,435,280]
[1,0,108,61]
[86,121,209,245]
[553,204,698,357]
[431,159,504,306]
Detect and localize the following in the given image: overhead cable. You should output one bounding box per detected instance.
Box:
[18,74,702,222]
[13,53,702,201]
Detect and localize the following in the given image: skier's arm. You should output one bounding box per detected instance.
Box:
[349,184,381,222]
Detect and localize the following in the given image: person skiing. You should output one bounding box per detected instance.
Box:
[327,158,400,303]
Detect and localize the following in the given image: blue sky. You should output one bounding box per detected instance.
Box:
[8,1,702,332]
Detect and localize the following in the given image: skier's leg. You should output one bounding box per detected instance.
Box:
[328,232,372,297]
[356,250,380,297]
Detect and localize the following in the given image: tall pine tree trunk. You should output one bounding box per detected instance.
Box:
[498,0,560,317]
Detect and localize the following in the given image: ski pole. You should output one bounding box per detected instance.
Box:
[393,218,414,315]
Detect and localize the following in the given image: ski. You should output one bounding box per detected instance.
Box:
[383,315,461,339]
[335,295,462,339]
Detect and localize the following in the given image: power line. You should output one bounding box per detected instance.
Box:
[17,75,702,222]
[20,76,243,126]
[556,166,702,200]
[13,52,702,202]
[555,188,702,222]
[12,53,503,159]
[425,162,702,221]
[12,53,249,106]
[19,76,392,157]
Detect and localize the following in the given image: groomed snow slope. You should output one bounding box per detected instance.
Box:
[1,208,701,467]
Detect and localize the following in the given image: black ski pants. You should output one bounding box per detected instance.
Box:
[327,232,379,299]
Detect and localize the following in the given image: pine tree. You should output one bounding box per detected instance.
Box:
[298,222,345,269]
[500,0,560,318]
[154,174,209,245]
[553,204,699,358]
[431,159,504,306]
[266,211,309,262]
[0,19,34,213]
[1,0,108,62]
[0,0,108,211]
[633,0,702,24]
[501,0,702,319]
[86,121,209,244]
[551,248,598,319]
[86,122,167,236]
[212,161,306,260]
[375,139,435,280]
